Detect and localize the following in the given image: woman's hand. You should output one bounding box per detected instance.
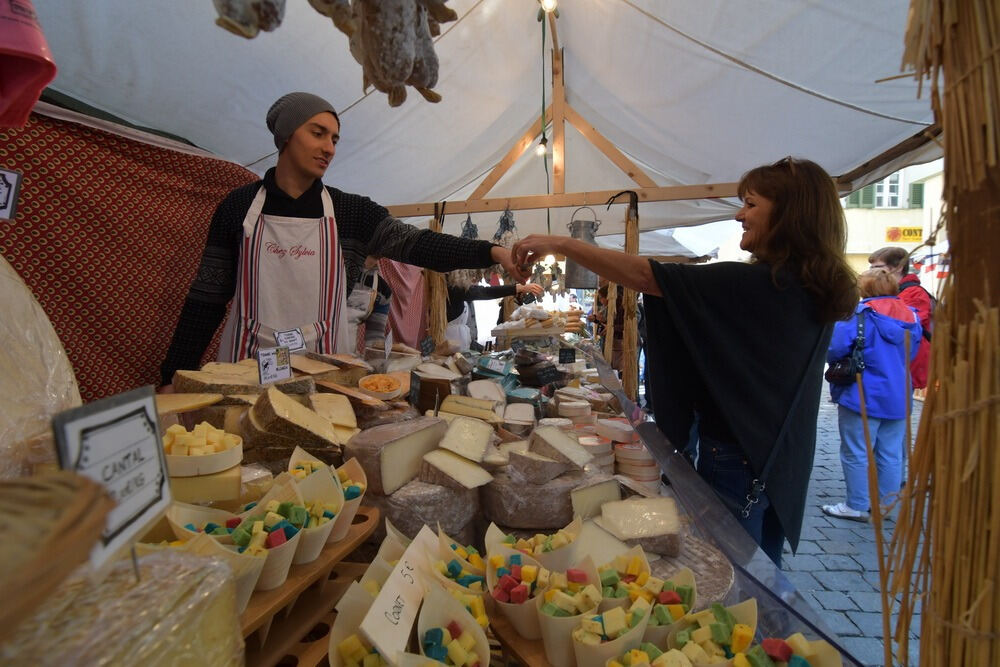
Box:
[511,235,564,268]
[516,283,544,297]
[491,246,530,282]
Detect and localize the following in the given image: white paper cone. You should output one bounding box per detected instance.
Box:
[598,545,650,613]
[642,566,698,646]
[328,582,379,667]
[572,607,650,667]
[293,467,343,564]
[328,457,367,543]
[535,556,601,667]
[417,583,491,667]
[240,472,303,519]
[165,502,238,544]
[360,557,394,592]
[485,545,546,640]
[385,516,413,550]
[438,525,484,575]
[254,528,302,591]
[484,522,508,553]
[185,533,265,614]
[665,598,758,653]
[531,517,583,572]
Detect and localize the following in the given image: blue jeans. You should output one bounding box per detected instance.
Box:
[837,405,904,511]
[697,437,785,567]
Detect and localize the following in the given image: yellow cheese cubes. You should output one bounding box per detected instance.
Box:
[162,422,240,456]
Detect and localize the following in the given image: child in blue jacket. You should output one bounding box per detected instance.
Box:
[823,268,921,521]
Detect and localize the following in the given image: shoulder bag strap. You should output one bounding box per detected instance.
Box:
[740,322,832,517]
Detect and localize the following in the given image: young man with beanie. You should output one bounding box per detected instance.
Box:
[161,92,525,383]
[868,246,933,389]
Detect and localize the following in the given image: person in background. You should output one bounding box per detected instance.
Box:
[512,157,858,566]
[160,92,526,385]
[445,275,543,350]
[822,268,921,521]
[868,246,933,391]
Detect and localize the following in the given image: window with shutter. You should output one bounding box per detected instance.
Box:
[909,182,924,208]
[860,185,875,208]
[846,191,861,208]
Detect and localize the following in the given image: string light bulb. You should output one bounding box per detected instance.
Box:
[536,135,548,157]
[540,0,558,13]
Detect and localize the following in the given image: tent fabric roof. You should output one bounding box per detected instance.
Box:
[34,0,936,237]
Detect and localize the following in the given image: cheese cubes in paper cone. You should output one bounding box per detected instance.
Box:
[329,581,380,667]
[665,598,758,666]
[0,551,242,666]
[641,567,698,646]
[535,556,602,667]
[597,546,651,613]
[491,517,583,572]
[571,595,652,667]
[418,583,491,667]
[291,465,343,564]
[485,545,548,640]
[328,457,368,543]
[730,634,843,667]
[166,502,239,544]
[439,527,485,575]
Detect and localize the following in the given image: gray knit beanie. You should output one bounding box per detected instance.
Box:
[266,92,338,150]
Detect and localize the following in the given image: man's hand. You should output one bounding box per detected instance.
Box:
[511,235,565,268]
[516,283,544,297]
[491,246,530,282]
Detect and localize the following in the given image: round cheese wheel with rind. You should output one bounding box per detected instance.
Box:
[481,470,587,530]
[363,480,479,545]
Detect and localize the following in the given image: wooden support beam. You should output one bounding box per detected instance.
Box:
[836,124,941,187]
[468,108,551,201]
[564,104,658,189]
[386,182,739,218]
[547,11,560,54]
[552,46,566,194]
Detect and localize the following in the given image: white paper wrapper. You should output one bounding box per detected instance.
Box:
[240,472,303,519]
[288,445,324,471]
[292,466,342,564]
[485,545,546,640]
[484,521,508,553]
[328,581,378,667]
[572,605,650,667]
[438,526,484,575]
[254,527,302,591]
[395,652,446,666]
[535,556,601,667]
[165,502,238,544]
[385,516,412,550]
[642,566,697,646]
[665,598,758,662]
[178,533,265,614]
[328,457,367,543]
[598,545,650,613]
[360,557,394,592]
[417,583,491,667]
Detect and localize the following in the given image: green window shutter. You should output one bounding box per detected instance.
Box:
[860,185,875,208]
[846,191,861,208]
[909,182,924,208]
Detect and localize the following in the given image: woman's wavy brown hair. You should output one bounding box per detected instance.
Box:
[738,157,858,322]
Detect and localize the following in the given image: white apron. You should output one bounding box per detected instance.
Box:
[218,186,350,360]
[445,303,472,351]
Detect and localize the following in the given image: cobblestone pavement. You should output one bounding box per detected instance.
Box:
[784,398,924,666]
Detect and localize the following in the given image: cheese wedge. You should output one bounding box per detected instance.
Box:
[419,449,494,490]
[439,395,501,423]
[571,476,621,520]
[507,450,567,484]
[343,417,447,495]
[309,393,357,429]
[289,354,339,375]
[438,417,494,463]
[251,386,341,449]
[530,426,594,470]
[155,393,223,415]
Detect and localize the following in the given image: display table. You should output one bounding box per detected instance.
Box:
[490,610,553,667]
[242,505,378,667]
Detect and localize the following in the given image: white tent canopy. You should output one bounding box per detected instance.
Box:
[35,0,937,237]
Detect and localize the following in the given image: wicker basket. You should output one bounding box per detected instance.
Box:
[0,471,114,643]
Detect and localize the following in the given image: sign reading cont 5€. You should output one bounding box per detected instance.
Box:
[886,226,923,243]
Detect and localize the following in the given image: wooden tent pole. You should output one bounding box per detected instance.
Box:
[622,197,640,401]
[603,279,618,366]
[426,203,448,345]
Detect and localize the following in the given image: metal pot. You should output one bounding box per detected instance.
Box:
[564,207,601,288]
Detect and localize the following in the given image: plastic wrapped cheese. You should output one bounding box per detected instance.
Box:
[482,470,588,529]
[363,480,479,545]
[0,550,243,665]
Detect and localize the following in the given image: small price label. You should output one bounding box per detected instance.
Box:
[258,346,292,384]
[536,364,563,386]
[486,357,507,373]
[558,348,576,364]
[420,336,435,356]
[274,328,306,351]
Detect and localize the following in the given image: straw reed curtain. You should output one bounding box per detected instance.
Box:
[603,280,619,364]
[426,204,448,344]
[622,207,639,402]
[889,2,1000,665]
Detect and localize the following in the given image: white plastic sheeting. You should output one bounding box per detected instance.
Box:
[33,0,936,236]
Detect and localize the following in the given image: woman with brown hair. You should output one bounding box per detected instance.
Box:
[822,268,922,521]
[512,157,857,566]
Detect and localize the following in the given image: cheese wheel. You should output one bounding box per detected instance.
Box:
[481,470,587,529]
[251,386,340,449]
[364,480,479,545]
[595,418,638,443]
[557,400,591,417]
[343,417,447,495]
[614,442,656,463]
[507,450,568,485]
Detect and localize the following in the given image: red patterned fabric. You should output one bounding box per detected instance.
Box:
[0,112,257,401]
[378,258,426,348]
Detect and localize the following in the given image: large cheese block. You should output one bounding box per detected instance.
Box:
[173,370,315,397]
[438,395,502,423]
[481,470,587,529]
[419,449,493,489]
[184,405,247,435]
[467,380,506,408]
[364,480,479,545]
[570,475,621,520]
[596,418,638,443]
[315,379,388,410]
[599,496,682,557]
[557,400,591,417]
[343,417,447,495]
[200,361,259,381]
[530,426,594,470]
[155,393,223,415]
[169,464,242,503]
[308,393,357,429]
[251,386,340,449]
[504,403,536,423]
[438,416,493,463]
[507,450,567,484]
[240,409,296,449]
[305,351,373,370]
[416,362,461,379]
[614,442,656,464]
[538,417,572,429]
[577,434,613,456]
[496,440,530,463]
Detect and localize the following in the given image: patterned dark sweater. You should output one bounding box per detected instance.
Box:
[161,169,496,384]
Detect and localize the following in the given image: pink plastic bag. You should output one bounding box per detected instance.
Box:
[0,0,57,127]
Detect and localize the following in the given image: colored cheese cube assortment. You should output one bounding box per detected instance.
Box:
[337,633,386,667]
[571,599,649,645]
[336,466,367,500]
[608,643,695,667]
[421,620,482,666]
[539,566,601,617]
[163,422,241,456]
[671,603,748,665]
[289,460,327,479]
[450,588,489,628]
[489,552,546,608]
[435,558,486,592]
[731,635,820,667]
[501,526,576,555]
[597,562,693,627]
[181,499,315,555]
[447,540,485,571]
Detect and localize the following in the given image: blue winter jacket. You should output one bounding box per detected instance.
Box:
[827,296,922,419]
